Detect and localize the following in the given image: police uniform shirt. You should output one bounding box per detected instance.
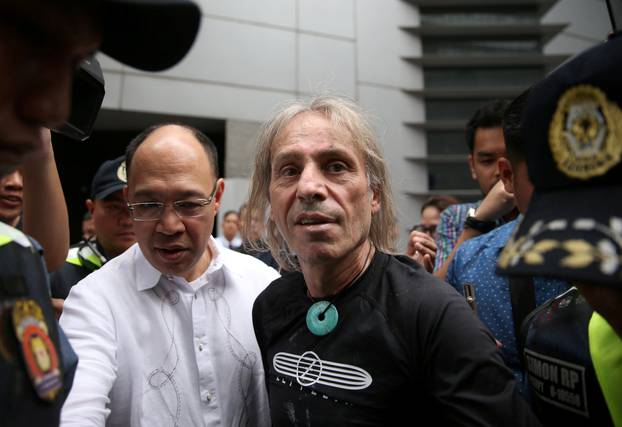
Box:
[0,222,78,426]
[50,239,107,299]
[253,252,539,427]
[521,287,614,426]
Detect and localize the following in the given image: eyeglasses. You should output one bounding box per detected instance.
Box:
[127,186,218,222]
[411,224,437,236]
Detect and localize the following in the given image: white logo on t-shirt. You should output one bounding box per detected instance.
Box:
[273,351,372,390]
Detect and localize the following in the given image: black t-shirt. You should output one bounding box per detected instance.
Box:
[521,288,613,426]
[253,252,540,427]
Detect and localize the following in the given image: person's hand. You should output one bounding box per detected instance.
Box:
[474,179,516,222]
[406,230,437,273]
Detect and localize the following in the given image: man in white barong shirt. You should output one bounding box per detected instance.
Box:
[60,124,278,426]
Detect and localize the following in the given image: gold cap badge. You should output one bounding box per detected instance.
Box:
[117,160,127,183]
[549,84,622,180]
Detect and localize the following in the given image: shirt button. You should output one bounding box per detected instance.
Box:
[194,294,198,300]
[198,344,203,351]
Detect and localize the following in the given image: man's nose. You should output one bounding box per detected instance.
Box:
[155,205,186,235]
[296,165,327,202]
[3,171,23,190]
[118,207,133,226]
[493,159,501,179]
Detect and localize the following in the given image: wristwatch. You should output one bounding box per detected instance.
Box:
[464,208,496,234]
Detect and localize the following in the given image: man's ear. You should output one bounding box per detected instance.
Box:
[498,157,514,195]
[85,199,95,215]
[468,154,477,181]
[370,188,381,214]
[213,178,225,213]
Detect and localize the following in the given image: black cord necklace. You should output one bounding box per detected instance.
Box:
[305,243,374,336]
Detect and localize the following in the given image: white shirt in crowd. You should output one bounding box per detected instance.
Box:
[214,235,242,249]
[60,238,279,427]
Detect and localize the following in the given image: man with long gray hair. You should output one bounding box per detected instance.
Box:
[248,95,539,426]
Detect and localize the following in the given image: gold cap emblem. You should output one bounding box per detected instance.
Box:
[549,84,622,180]
[117,161,127,183]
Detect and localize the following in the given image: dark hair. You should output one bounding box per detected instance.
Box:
[125,123,219,179]
[421,194,459,214]
[223,210,239,220]
[465,100,509,152]
[502,88,532,165]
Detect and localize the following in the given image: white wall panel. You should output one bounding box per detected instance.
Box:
[120,75,290,122]
[545,33,604,54]
[298,0,355,38]
[216,177,251,234]
[359,84,427,247]
[543,0,610,54]
[159,17,297,92]
[358,84,426,190]
[356,0,420,88]
[96,53,125,72]
[298,34,356,97]
[101,71,122,110]
[225,119,262,178]
[197,0,295,28]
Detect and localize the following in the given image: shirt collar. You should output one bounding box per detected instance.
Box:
[490,216,522,250]
[135,236,224,292]
[206,237,224,273]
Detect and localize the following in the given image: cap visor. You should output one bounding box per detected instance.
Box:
[497,185,622,288]
[101,0,201,71]
[94,183,127,200]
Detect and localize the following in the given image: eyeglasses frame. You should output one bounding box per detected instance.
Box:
[127,183,219,222]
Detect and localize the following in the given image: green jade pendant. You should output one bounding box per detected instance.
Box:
[306,300,339,336]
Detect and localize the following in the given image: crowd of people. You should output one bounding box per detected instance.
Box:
[1,0,620,426]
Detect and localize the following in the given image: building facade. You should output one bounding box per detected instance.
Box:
[58,0,611,247]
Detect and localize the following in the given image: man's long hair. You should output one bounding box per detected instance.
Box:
[244,95,397,272]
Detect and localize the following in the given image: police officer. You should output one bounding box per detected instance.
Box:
[51,156,135,300]
[0,1,200,425]
[497,32,622,427]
